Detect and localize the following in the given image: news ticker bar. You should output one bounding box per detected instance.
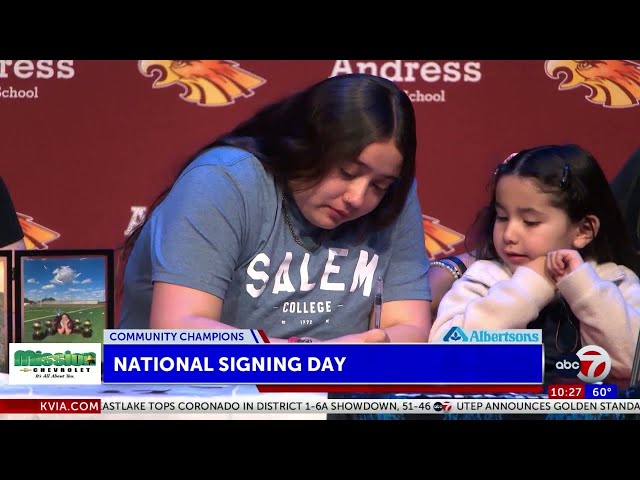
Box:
[1,398,639,415]
[102,343,543,384]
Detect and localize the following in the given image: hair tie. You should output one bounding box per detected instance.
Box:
[503,152,518,164]
[495,152,518,175]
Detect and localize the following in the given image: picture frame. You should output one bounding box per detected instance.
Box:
[0,251,13,373]
[14,249,114,345]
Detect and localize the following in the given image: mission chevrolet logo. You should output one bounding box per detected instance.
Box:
[438,327,541,343]
[9,343,102,385]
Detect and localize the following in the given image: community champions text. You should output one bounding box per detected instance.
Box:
[114,356,346,372]
[108,331,246,342]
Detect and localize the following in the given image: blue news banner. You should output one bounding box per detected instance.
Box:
[102,330,543,385]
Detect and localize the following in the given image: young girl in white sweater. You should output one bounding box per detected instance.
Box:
[430,144,640,380]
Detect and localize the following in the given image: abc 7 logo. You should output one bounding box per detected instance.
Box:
[554,345,611,383]
[433,401,451,412]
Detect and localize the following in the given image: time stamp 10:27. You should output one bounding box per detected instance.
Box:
[548,384,618,399]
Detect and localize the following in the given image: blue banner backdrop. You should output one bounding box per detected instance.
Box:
[102,344,543,384]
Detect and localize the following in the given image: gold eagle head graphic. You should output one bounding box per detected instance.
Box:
[139,60,266,106]
[422,215,465,260]
[545,60,640,108]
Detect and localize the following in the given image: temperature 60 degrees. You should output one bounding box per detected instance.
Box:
[591,386,612,397]
[585,383,618,399]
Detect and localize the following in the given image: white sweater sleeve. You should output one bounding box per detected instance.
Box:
[558,262,640,379]
[429,260,555,342]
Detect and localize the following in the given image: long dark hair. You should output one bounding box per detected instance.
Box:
[468,144,640,273]
[118,73,417,284]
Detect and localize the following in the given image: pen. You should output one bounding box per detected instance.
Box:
[373,276,383,330]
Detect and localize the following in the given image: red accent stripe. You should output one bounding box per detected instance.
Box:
[256,384,543,393]
[257,330,270,343]
[0,399,102,414]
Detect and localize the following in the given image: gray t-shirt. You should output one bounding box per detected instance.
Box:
[120,146,431,339]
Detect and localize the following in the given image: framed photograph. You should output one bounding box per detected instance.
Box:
[14,249,114,345]
[0,251,12,373]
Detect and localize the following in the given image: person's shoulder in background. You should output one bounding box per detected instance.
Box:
[610,147,640,253]
[0,176,25,249]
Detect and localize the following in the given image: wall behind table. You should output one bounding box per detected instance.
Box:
[2,60,638,296]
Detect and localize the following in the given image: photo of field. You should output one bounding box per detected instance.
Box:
[19,255,108,343]
[21,304,105,343]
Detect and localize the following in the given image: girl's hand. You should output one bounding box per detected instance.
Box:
[546,249,584,281]
[326,329,390,343]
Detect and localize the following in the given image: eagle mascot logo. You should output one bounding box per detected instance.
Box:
[422,215,465,260]
[139,60,266,106]
[17,214,60,249]
[545,60,640,108]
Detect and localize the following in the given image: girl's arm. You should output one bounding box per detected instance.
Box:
[378,181,432,342]
[428,252,476,318]
[429,260,555,341]
[150,281,394,343]
[558,262,640,379]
